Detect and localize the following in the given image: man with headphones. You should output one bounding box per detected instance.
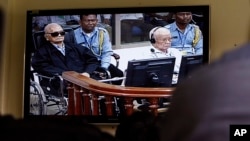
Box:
[143,26,182,73]
[134,27,182,111]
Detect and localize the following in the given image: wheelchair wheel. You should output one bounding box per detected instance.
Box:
[30,81,47,115]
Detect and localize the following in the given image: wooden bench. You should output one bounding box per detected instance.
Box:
[62,71,175,116]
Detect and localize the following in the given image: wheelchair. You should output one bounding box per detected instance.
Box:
[29,27,73,115]
[29,80,47,115]
[30,70,68,115]
[29,26,123,116]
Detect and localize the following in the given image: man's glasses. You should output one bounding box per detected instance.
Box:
[47,31,66,37]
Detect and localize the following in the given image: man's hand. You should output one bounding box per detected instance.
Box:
[81,72,90,77]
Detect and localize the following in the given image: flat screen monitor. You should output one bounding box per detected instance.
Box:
[24,5,210,123]
[177,54,203,84]
[125,57,175,87]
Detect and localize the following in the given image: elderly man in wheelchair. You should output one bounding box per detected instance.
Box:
[31,23,113,115]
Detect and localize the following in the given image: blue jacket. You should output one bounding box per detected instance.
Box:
[65,27,113,69]
[165,22,203,55]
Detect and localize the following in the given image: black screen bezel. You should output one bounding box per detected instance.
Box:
[178,54,204,84]
[125,57,176,87]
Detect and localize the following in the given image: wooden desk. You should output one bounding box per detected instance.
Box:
[62,71,175,116]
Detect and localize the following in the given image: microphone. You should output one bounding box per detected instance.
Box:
[150,48,158,58]
[150,48,155,53]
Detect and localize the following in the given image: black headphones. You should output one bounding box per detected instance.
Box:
[150,26,162,44]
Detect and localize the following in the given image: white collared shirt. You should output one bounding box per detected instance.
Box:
[53,43,65,56]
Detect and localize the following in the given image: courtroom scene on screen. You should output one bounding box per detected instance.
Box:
[26,7,209,122]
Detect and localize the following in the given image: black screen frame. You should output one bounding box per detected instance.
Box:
[125,57,176,87]
[24,5,210,123]
[177,54,204,84]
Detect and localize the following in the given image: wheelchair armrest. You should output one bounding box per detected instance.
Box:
[35,73,57,80]
[112,53,120,67]
[112,53,120,60]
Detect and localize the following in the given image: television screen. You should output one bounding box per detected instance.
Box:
[24,5,210,123]
[125,57,175,87]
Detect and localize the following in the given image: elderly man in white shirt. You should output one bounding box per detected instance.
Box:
[141,26,182,73]
[132,27,182,110]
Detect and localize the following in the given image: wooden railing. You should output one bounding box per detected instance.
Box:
[62,71,175,116]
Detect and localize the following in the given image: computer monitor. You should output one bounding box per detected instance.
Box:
[177,54,203,84]
[125,57,176,87]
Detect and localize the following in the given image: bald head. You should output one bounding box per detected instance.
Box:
[149,27,171,42]
[149,27,172,52]
[44,23,63,33]
[44,23,65,45]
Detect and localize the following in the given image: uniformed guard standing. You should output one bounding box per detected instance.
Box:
[165,12,203,55]
[64,14,124,86]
